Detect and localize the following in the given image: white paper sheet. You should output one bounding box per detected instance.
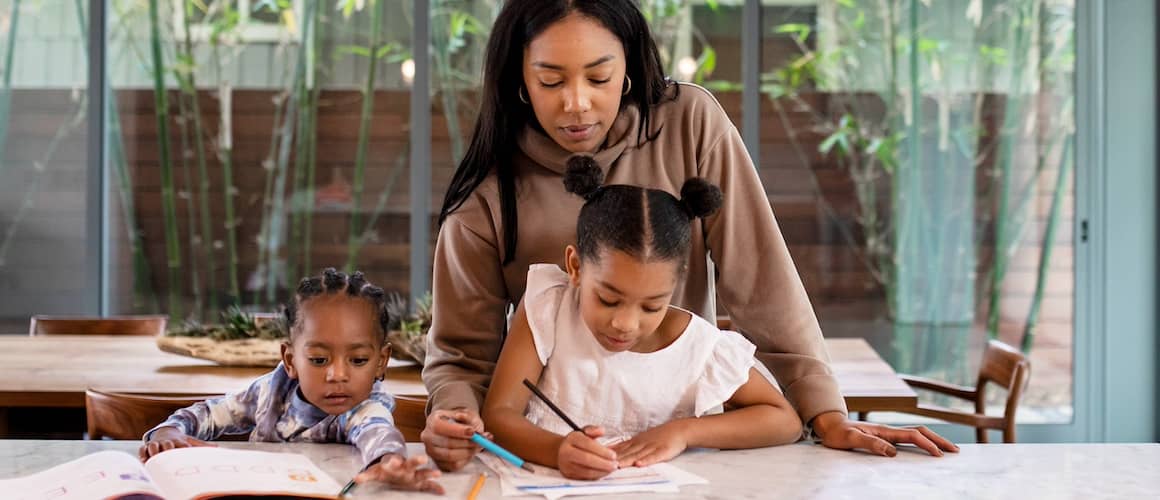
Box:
[476,452,707,500]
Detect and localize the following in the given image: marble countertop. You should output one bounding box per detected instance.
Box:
[1,440,1157,499]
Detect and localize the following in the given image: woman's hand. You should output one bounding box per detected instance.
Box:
[557,426,618,480]
[138,426,216,461]
[610,421,689,467]
[421,409,487,471]
[812,411,959,457]
[355,454,445,494]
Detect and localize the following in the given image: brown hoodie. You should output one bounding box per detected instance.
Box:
[423,83,847,425]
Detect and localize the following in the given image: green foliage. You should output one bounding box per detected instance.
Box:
[386,292,433,339]
[168,305,286,341]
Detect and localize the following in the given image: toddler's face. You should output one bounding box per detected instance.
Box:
[568,247,680,353]
[282,295,390,415]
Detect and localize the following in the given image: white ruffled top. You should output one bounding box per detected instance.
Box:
[522,264,757,443]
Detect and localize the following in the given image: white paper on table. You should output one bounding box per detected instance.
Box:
[476,452,707,500]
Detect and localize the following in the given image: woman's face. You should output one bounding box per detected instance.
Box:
[523,14,627,154]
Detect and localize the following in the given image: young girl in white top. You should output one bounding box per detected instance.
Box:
[482,156,802,480]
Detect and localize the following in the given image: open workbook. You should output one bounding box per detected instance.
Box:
[0,447,346,500]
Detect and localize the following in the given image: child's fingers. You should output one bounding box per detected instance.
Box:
[565,445,618,472]
[568,431,616,460]
[418,479,445,495]
[581,425,605,439]
[160,440,177,452]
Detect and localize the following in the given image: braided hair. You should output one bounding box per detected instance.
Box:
[563,156,723,268]
[283,267,391,345]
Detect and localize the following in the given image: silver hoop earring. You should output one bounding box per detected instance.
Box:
[622,75,632,96]
[519,86,530,104]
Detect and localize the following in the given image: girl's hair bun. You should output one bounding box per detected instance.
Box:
[563,155,604,200]
[680,178,723,219]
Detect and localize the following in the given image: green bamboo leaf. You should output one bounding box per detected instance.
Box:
[705,0,718,11]
[337,45,372,57]
[375,42,400,60]
[774,23,811,43]
[694,46,716,83]
[819,131,844,155]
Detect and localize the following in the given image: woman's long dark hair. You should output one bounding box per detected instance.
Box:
[438,0,675,265]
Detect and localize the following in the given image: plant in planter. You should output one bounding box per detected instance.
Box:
[157,306,286,367]
[386,292,432,366]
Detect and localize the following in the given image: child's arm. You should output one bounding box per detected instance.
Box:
[344,392,409,466]
[613,367,803,467]
[139,372,268,459]
[482,300,619,480]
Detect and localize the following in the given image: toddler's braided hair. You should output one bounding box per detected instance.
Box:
[283,267,391,344]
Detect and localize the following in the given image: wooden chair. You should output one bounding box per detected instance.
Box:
[392,395,428,442]
[30,315,168,336]
[859,339,1031,443]
[85,389,220,440]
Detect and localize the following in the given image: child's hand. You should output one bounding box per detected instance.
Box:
[557,425,618,480]
[610,421,689,467]
[355,454,445,494]
[138,426,216,461]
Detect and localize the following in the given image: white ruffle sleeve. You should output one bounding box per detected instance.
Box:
[693,330,758,416]
[522,264,571,365]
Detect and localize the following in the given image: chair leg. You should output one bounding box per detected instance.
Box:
[976,427,988,443]
[857,412,869,422]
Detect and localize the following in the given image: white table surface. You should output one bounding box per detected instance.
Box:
[1,440,1157,499]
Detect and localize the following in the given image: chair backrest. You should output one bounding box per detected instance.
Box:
[85,389,217,440]
[392,395,427,442]
[31,315,168,336]
[974,339,1032,441]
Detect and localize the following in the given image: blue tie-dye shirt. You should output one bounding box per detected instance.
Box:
[146,362,406,466]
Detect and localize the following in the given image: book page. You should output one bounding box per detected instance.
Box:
[143,447,343,500]
[0,450,164,500]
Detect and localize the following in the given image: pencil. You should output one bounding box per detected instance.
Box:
[471,432,536,472]
[522,379,582,432]
[466,472,486,500]
[337,477,357,498]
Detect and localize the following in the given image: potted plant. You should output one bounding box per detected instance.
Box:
[157,306,286,367]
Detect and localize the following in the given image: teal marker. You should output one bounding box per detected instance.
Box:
[472,433,536,472]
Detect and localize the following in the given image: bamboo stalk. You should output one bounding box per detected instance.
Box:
[180,0,216,314]
[302,7,324,278]
[102,0,156,311]
[253,89,288,307]
[345,0,385,272]
[1021,133,1072,353]
[216,74,240,302]
[148,0,184,318]
[267,83,301,304]
[176,83,202,319]
[0,0,20,176]
[290,0,319,279]
[985,2,1032,339]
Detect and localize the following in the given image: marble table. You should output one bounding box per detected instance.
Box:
[1,440,1157,499]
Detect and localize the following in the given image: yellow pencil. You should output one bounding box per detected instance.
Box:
[467,472,486,500]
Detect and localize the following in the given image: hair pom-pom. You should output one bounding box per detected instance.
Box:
[680,178,723,219]
[322,267,346,291]
[563,155,604,199]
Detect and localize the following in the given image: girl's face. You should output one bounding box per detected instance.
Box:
[282,295,390,415]
[566,245,679,353]
[523,13,627,154]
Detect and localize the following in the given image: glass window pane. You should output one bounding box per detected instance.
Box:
[0,0,92,332]
[761,0,1076,423]
[107,0,413,319]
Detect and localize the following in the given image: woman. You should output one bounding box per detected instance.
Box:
[421,0,957,471]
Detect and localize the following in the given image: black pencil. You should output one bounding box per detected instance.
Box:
[522,378,583,432]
